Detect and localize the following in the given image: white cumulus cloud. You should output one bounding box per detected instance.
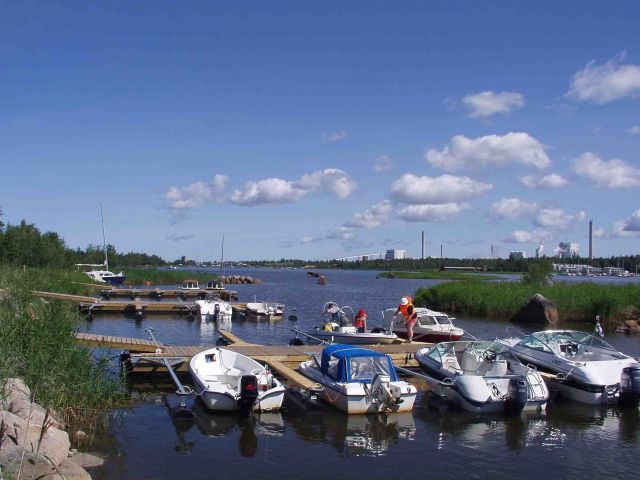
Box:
[231,168,358,206]
[535,208,586,230]
[502,229,552,244]
[165,174,228,210]
[397,203,470,222]
[490,198,539,219]
[568,52,640,104]
[519,173,569,190]
[425,132,550,171]
[622,209,640,232]
[462,91,525,118]
[571,152,640,188]
[324,227,355,240]
[389,173,492,204]
[344,201,393,229]
[627,125,640,135]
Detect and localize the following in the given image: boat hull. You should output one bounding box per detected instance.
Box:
[309,331,398,345]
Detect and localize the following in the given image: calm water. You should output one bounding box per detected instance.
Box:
[82,268,640,480]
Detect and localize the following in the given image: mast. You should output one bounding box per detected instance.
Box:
[100,203,108,270]
[221,234,225,278]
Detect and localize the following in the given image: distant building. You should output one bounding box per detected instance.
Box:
[535,245,544,258]
[509,251,526,260]
[385,249,406,260]
[181,255,190,264]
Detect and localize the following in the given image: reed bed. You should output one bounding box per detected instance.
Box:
[0,267,126,421]
[382,270,498,281]
[414,279,640,324]
[123,267,217,285]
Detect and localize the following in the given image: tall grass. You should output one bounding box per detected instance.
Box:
[122,267,218,285]
[0,267,126,421]
[381,270,499,281]
[414,279,640,324]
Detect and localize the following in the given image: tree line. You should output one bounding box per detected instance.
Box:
[0,209,165,268]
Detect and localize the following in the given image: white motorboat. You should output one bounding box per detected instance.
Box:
[245,302,284,321]
[83,268,126,285]
[298,344,417,414]
[499,330,640,406]
[189,347,285,413]
[382,308,464,342]
[298,302,397,345]
[415,340,549,414]
[195,298,233,322]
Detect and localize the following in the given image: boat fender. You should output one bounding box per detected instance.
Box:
[370,327,387,334]
[238,375,259,415]
[620,365,640,407]
[504,377,528,415]
[289,338,304,346]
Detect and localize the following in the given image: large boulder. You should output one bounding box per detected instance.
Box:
[511,294,559,324]
[1,378,31,411]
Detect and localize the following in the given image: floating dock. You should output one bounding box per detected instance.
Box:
[99,287,238,301]
[78,299,199,318]
[74,330,427,389]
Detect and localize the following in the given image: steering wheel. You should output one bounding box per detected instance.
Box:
[483,350,497,363]
[250,368,264,376]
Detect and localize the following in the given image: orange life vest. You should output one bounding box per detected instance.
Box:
[354,315,366,328]
[399,303,417,321]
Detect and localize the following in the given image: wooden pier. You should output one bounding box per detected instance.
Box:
[74,330,427,389]
[79,299,199,318]
[99,287,238,301]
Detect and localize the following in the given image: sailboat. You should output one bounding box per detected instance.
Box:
[78,204,126,285]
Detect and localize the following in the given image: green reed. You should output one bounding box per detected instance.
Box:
[0,267,126,421]
[122,267,218,285]
[414,279,640,324]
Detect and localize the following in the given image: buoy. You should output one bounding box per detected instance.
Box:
[288,314,298,321]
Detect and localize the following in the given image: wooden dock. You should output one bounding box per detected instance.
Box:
[79,299,198,318]
[74,330,427,389]
[100,287,238,301]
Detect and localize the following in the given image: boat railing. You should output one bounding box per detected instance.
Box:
[291,327,332,345]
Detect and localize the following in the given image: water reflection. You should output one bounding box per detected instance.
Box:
[285,406,416,457]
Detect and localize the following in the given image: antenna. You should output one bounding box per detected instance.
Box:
[100,202,108,270]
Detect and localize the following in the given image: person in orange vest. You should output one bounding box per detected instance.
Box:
[395,296,417,343]
[354,309,368,333]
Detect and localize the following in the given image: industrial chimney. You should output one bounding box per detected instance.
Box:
[589,220,593,259]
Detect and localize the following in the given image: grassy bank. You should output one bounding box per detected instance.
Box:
[380,270,500,281]
[122,267,218,286]
[0,267,126,420]
[414,280,640,324]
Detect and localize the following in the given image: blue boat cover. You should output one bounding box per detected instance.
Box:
[320,344,398,383]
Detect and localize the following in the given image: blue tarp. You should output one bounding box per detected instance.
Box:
[320,344,398,383]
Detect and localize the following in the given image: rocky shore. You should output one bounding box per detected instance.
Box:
[0,378,104,479]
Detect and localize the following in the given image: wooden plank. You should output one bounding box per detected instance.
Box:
[33,291,98,303]
[263,359,321,390]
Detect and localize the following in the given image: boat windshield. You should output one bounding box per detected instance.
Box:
[524,331,616,352]
[434,315,452,325]
[348,356,393,382]
[427,341,507,363]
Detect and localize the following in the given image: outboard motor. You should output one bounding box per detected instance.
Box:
[237,375,259,416]
[619,365,640,407]
[213,303,221,320]
[119,351,133,373]
[289,337,304,346]
[505,377,528,414]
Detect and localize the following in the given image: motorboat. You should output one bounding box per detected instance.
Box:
[499,330,640,406]
[189,347,285,414]
[296,302,398,345]
[415,340,549,414]
[382,307,464,342]
[298,344,417,414]
[83,268,126,285]
[181,279,200,290]
[195,298,233,322]
[245,302,285,321]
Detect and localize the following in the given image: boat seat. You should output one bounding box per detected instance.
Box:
[479,359,508,376]
[442,355,461,372]
[461,350,481,373]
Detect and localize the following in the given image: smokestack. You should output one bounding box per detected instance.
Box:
[440,244,443,259]
[589,220,593,259]
[421,231,425,259]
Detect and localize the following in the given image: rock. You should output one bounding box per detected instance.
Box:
[0,410,70,468]
[71,430,89,444]
[624,320,640,333]
[317,275,326,285]
[511,293,559,324]
[9,397,64,430]
[1,378,31,411]
[245,276,253,284]
[68,452,105,469]
[12,458,91,480]
[386,272,396,278]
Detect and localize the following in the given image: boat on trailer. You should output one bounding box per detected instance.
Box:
[415,340,549,414]
[298,344,417,414]
[499,330,640,406]
[189,347,285,414]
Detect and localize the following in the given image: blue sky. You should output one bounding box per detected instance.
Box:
[1,1,640,261]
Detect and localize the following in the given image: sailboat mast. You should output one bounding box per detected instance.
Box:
[100,203,108,270]
[221,234,225,278]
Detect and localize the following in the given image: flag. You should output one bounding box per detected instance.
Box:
[595,321,604,338]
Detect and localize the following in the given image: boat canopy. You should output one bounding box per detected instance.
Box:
[320,344,399,383]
